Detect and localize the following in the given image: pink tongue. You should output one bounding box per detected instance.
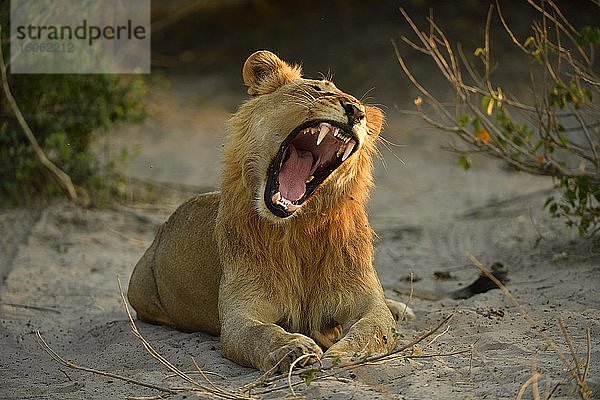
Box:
[279,144,313,201]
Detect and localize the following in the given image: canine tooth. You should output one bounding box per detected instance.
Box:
[317,124,330,145]
[342,140,355,161]
[306,175,314,183]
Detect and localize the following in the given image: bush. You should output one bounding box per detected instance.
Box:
[0,13,146,204]
[397,1,599,235]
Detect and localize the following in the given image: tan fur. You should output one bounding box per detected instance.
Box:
[128,51,411,372]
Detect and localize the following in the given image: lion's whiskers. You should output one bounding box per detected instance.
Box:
[282,93,312,111]
[360,87,376,103]
[318,70,334,82]
[282,92,312,102]
[291,81,316,102]
[378,135,406,168]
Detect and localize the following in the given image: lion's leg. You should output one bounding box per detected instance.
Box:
[127,227,172,327]
[219,296,322,373]
[385,298,416,321]
[324,297,397,359]
[311,323,343,349]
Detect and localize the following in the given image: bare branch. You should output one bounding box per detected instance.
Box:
[36,331,179,395]
[396,4,600,233]
[0,25,78,203]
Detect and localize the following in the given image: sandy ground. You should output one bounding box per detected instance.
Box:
[1,80,599,400]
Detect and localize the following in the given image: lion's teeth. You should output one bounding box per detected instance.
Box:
[342,140,355,161]
[272,192,281,204]
[317,124,330,145]
[287,203,300,212]
[306,175,314,183]
[331,128,352,144]
[273,191,301,212]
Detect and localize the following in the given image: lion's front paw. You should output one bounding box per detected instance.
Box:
[266,334,323,373]
[322,346,352,368]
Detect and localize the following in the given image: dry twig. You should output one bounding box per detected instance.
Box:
[396,2,600,234]
[36,331,178,395]
[287,353,319,397]
[2,302,61,314]
[245,314,459,396]
[516,371,542,400]
[36,279,253,399]
[0,25,78,203]
[467,253,592,399]
[116,279,253,400]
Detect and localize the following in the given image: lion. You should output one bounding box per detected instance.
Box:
[127,50,413,373]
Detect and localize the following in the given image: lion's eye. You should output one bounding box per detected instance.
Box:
[310,85,322,91]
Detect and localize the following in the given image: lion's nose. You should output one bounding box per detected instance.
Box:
[341,100,365,125]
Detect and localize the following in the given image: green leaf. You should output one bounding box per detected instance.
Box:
[592,186,600,202]
[458,154,471,170]
[458,114,470,128]
[523,36,536,49]
[481,95,494,115]
[330,355,341,367]
[565,188,576,204]
[579,26,600,46]
[300,368,318,387]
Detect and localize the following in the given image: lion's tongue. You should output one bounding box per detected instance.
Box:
[279,144,313,202]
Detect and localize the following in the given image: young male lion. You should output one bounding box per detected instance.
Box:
[128,51,412,372]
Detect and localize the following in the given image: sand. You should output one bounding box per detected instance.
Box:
[1,82,599,400]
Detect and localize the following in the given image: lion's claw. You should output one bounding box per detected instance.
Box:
[267,334,323,373]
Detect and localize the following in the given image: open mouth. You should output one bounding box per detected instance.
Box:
[264,120,358,218]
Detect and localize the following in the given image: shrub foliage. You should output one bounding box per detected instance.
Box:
[397,1,599,235]
[0,12,146,204]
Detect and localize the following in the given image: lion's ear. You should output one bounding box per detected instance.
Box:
[365,106,384,136]
[242,51,302,96]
